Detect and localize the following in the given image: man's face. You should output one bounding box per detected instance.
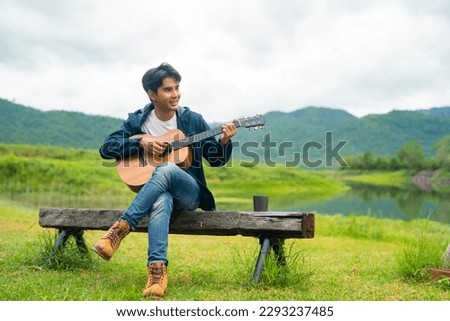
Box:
[149,77,180,114]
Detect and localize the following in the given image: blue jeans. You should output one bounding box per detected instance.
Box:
[120,163,200,265]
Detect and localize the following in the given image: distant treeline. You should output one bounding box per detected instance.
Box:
[344,135,450,171]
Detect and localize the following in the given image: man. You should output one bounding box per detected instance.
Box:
[93,63,236,298]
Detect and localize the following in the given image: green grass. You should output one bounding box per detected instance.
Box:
[0,202,448,301]
[0,144,449,300]
[333,170,410,188]
[397,218,449,281]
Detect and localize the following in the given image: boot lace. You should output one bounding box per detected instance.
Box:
[148,264,165,286]
[102,221,128,247]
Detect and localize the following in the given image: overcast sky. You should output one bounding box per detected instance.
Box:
[1,0,450,122]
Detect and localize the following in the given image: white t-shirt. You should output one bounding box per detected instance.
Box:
[141,110,177,136]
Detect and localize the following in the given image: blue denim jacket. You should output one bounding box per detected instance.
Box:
[99,103,233,210]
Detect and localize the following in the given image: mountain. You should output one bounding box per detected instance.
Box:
[1,98,450,162]
[342,110,450,155]
[232,106,450,164]
[418,107,450,117]
[0,98,122,149]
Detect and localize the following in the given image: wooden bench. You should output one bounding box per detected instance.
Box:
[39,196,315,282]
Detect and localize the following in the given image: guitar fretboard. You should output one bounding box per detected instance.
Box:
[167,115,264,151]
[171,121,239,150]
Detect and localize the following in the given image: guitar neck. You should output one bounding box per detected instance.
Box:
[172,123,238,150]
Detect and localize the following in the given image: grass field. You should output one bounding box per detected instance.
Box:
[0,201,448,301]
[0,144,449,301]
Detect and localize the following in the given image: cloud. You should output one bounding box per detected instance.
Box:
[1,0,449,122]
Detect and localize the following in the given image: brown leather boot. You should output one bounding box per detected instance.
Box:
[92,220,130,261]
[142,262,168,298]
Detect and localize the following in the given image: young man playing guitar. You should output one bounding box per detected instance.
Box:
[93,63,237,298]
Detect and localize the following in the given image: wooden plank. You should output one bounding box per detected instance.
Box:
[39,208,315,239]
[428,268,450,280]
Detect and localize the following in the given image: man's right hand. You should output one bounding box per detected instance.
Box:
[139,136,169,156]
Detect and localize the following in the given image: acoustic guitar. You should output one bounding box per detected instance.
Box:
[116,115,265,192]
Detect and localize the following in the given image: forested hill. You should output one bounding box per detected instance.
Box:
[0,98,122,149]
[1,97,450,157]
[234,106,450,158]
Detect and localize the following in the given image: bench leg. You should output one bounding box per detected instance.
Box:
[252,237,287,282]
[253,237,271,282]
[74,230,88,254]
[53,229,70,252]
[53,229,88,254]
[271,238,287,267]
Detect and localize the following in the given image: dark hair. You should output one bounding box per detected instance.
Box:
[141,63,182,93]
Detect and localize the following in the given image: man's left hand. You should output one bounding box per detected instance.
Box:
[219,121,237,145]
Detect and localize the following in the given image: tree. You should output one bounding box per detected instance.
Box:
[433,135,450,169]
[397,140,425,170]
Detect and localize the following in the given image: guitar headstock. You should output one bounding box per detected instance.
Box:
[234,114,266,130]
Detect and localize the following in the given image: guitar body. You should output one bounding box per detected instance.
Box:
[116,129,192,192]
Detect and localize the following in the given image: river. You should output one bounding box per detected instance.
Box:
[294,182,450,224]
